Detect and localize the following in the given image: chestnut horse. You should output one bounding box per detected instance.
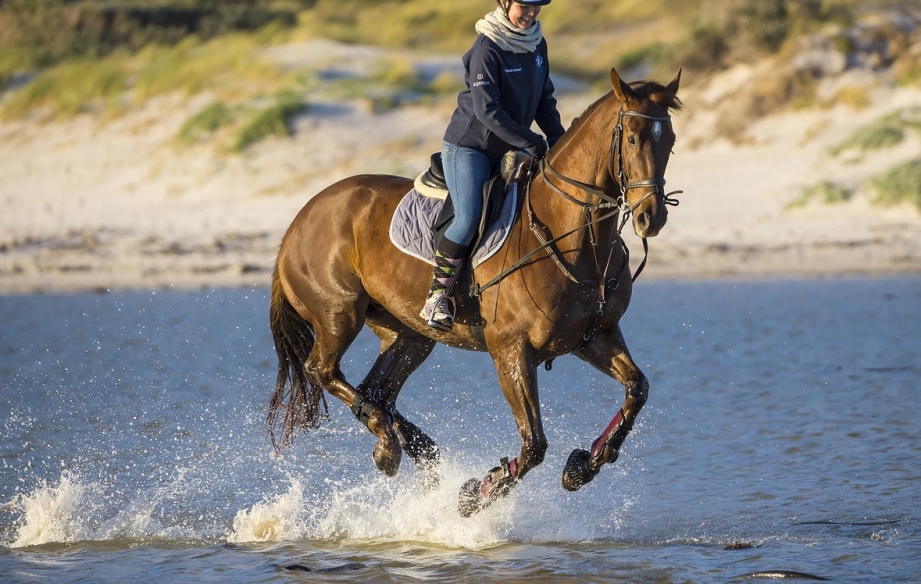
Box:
[269,68,682,516]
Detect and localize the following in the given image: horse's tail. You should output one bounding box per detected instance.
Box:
[267,264,328,451]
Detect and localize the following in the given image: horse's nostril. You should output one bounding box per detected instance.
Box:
[637,213,650,231]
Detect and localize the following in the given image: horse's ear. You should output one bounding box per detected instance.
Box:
[665,69,682,95]
[610,67,638,104]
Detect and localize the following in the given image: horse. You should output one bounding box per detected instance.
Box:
[268,68,682,516]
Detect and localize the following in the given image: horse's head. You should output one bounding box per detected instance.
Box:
[610,68,682,238]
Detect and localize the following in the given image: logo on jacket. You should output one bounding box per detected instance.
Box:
[473,72,490,88]
[535,54,545,73]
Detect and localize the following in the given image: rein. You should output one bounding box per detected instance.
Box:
[471,107,682,304]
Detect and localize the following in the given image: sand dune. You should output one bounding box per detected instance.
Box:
[1,39,919,294]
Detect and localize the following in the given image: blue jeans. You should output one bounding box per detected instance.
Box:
[441,141,498,247]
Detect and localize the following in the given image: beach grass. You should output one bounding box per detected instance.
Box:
[829,112,907,156]
[232,91,307,152]
[177,102,236,144]
[132,34,290,102]
[867,160,921,211]
[1,56,128,119]
[787,180,853,209]
[0,32,295,120]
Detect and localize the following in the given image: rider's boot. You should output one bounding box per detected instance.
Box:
[420,238,467,332]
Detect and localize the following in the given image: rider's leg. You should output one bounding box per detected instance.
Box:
[420,141,492,330]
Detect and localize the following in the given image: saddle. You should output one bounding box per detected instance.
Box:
[414,151,533,256]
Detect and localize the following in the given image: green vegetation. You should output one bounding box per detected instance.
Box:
[829,109,921,156]
[787,180,853,209]
[867,160,921,211]
[2,57,128,119]
[0,0,303,67]
[0,0,912,141]
[1,33,297,120]
[311,56,461,113]
[132,34,290,101]
[0,0,863,88]
[177,102,236,143]
[232,91,307,152]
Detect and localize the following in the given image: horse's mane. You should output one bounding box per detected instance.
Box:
[554,80,683,152]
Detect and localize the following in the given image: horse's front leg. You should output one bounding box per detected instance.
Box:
[459,344,546,517]
[564,324,649,491]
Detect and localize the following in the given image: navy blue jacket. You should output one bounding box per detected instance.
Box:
[443,34,566,159]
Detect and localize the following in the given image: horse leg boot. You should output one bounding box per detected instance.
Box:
[420,238,468,332]
[358,325,441,483]
[347,393,403,476]
[564,326,649,491]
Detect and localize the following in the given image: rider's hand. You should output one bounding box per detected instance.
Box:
[525,138,548,159]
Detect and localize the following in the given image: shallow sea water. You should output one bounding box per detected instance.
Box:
[1,277,919,582]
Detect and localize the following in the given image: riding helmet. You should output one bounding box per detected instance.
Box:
[500,0,552,7]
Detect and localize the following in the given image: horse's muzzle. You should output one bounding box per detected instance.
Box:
[633,205,667,238]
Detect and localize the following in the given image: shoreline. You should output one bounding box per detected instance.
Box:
[2,243,918,296]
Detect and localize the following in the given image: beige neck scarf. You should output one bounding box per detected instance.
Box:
[474,7,543,54]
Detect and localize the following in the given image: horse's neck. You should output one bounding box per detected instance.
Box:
[530,98,624,247]
[549,94,621,198]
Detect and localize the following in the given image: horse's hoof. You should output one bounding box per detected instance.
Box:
[373,441,402,476]
[368,409,402,476]
[562,448,599,492]
[458,478,482,518]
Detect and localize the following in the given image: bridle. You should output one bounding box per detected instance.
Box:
[471,107,682,304]
[541,107,681,228]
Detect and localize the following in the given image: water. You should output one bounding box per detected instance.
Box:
[1,277,919,582]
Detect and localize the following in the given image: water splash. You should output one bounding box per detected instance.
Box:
[223,457,634,549]
[98,475,184,540]
[9,472,87,548]
[228,479,307,543]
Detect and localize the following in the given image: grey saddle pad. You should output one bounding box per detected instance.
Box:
[388,184,518,268]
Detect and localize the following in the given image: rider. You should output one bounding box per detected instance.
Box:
[420,0,566,331]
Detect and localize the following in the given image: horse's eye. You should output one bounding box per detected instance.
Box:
[627,136,636,146]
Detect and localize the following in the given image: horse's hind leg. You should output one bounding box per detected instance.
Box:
[301,302,404,477]
[361,320,440,474]
[565,324,649,491]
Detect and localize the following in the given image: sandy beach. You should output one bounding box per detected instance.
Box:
[1,39,920,295]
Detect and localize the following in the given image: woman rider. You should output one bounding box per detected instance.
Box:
[420,0,566,331]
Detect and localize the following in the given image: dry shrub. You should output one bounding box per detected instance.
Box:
[830,86,871,109]
[893,40,921,85]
